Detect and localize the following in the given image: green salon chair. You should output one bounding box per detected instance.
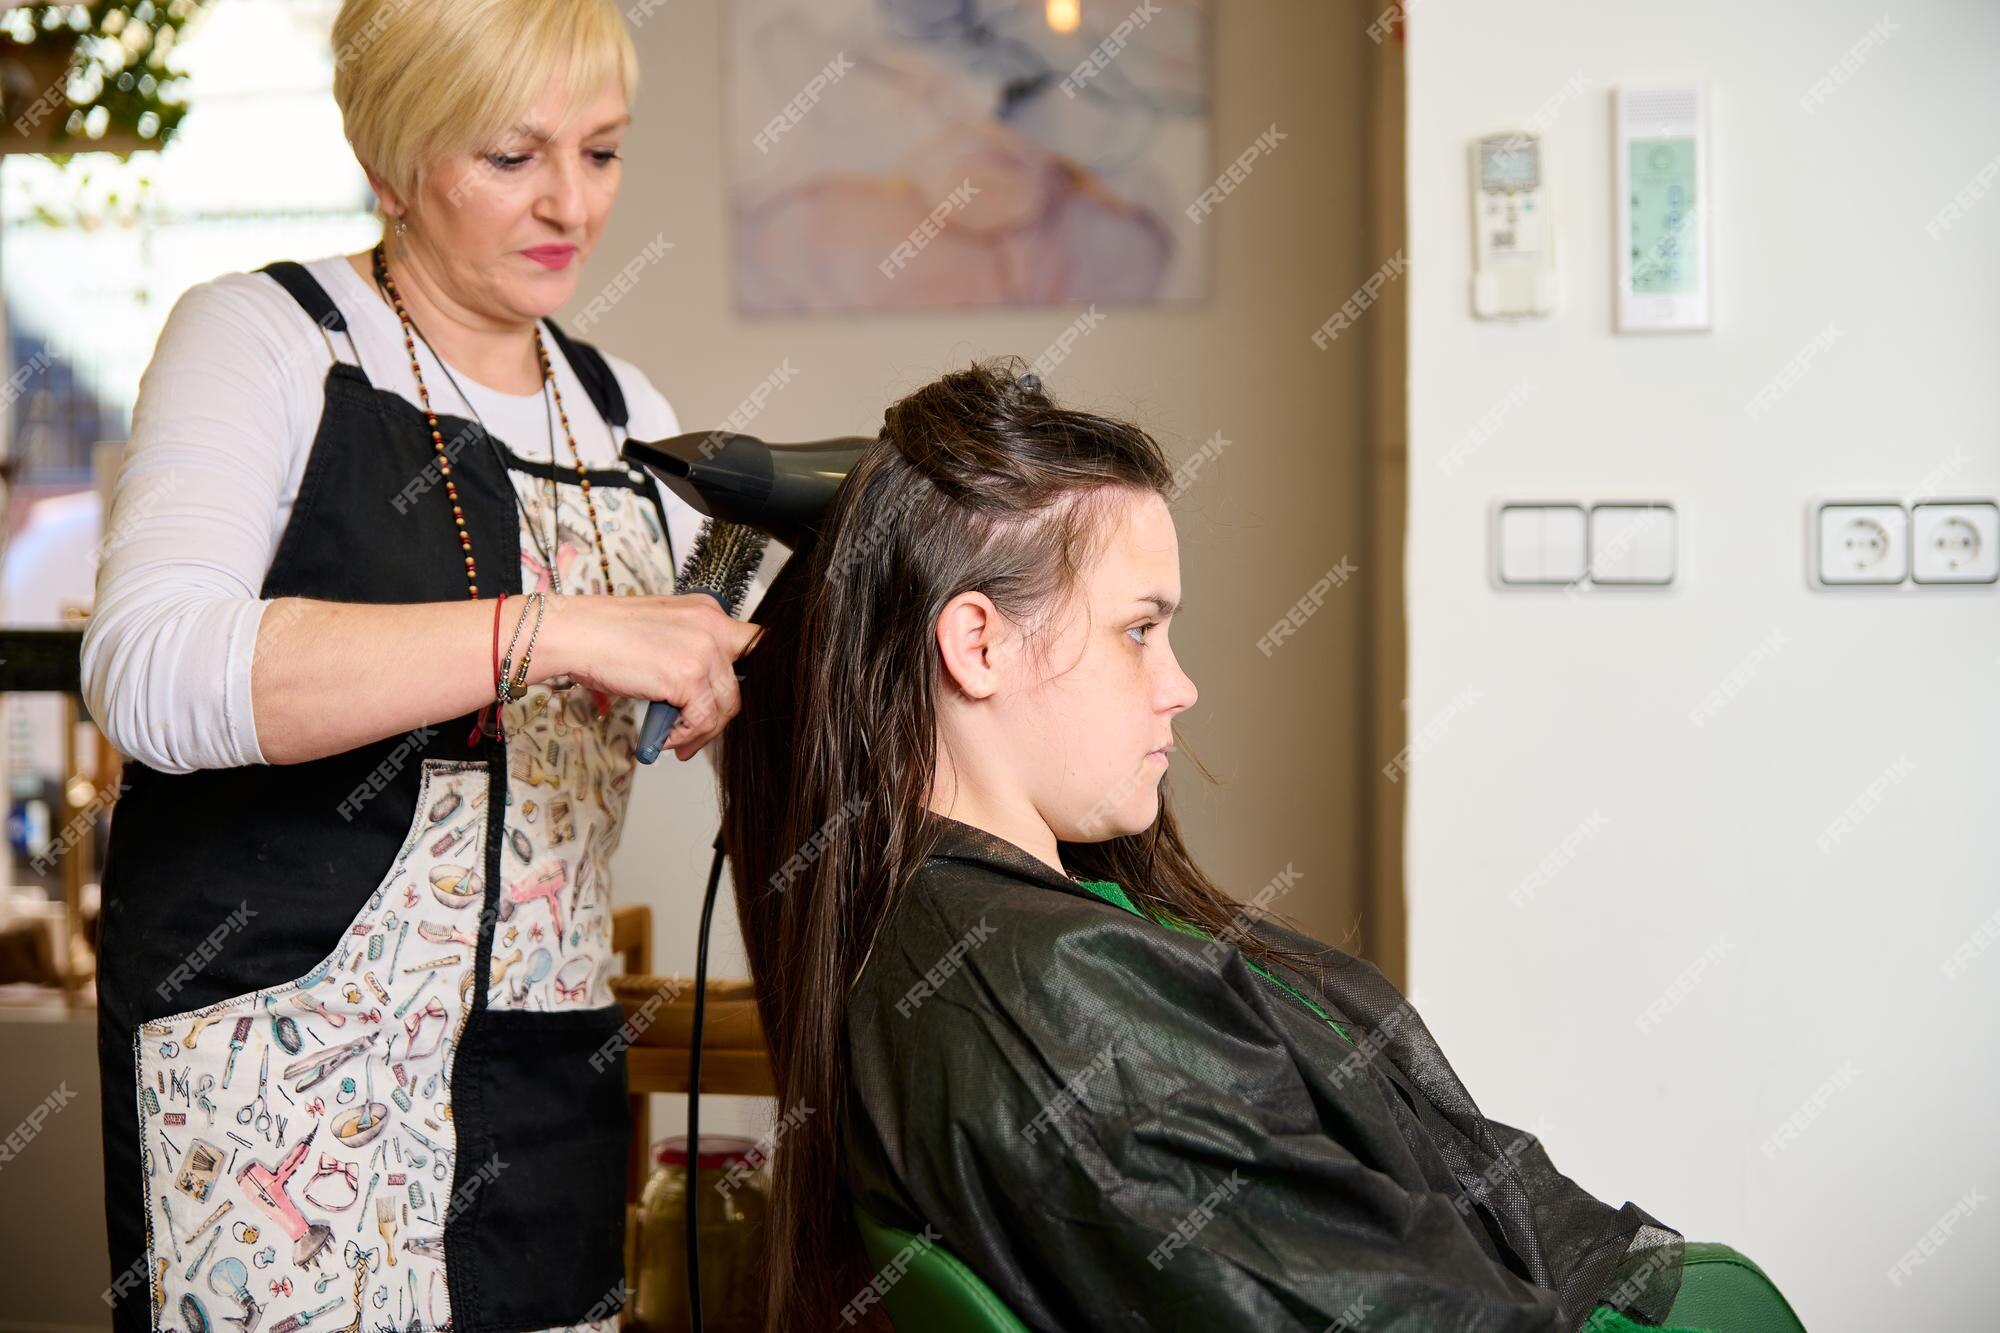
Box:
[852,1206,1807,1333]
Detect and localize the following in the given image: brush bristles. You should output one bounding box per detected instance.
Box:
[679,519,769,614]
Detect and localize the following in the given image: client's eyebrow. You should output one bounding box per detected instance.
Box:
[1132,594,1180,617]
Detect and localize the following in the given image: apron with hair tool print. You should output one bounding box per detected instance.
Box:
[95,260,680,1333]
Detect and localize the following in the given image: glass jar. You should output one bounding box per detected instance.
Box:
[630,1134,769,1332]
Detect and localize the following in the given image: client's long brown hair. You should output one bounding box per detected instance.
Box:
[717,356,1332,1331]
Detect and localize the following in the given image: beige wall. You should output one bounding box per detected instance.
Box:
[599,0,1390,1011]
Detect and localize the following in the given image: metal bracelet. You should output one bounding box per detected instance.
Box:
[498,592,543,704]
[505,593,547,701]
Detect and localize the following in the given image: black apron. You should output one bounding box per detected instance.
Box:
[96,261,679,1333]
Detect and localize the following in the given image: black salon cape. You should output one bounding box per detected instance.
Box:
[844,815,1685,1332]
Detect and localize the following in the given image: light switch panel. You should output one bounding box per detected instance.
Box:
[1497,504,1588,584]
[1589,503,1677,584]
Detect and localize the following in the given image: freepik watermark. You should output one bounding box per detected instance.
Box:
[1903,444,1973,508]
[1509,810,1610,909]
[1816,754,1916,853]
[1256,559,1359,657]
[1438,379,1537,478]
[1186,124,1286,225]
[90,467,185,571]
[102,1250,150,1309]
[31,779,130,874]
[155,902,260,1003]
[1562,506,1669,601]
[588,976,690,1072]
[1485,71,1594,170]
[1021,1040,1120,1143]
[571,232,675,333]
[1924,151,2000,240]
[0,340,55,415]
[1164,430,1233,503]
[1146,1170,1248,1269]
[1199,862,1303,967]
[1363,0,1428,45]
[1886,1187,1986,1287]
[1634,935,1736,1033]
[717,1101,815,1197]
[331,0,418,71]
[0,1083,80,1172]
[1451,1121,1550,1220]
[438,1152,509,1227]
[1631,199,1714,289]
[1026,304,1109,382]
[1060,0,1163,97]
[1943,904,2000,981]
[840,1224,944,1324]
[826,483,929,586]
[694,359,804,462]
[1327,999,1420,1090]
[880,179,980,278]
[752,52,857,153]
[894,918,998,1017]
[389,422,485,514]
[1076,750,1164,837]
[1759,1061,1862,1159]
[1311,250,1407,349]
[1798,16,1899,115]
[1688,628,1790,728]
[1321,1294,1379,1332]
[1382,684,1482,783]
[768,794,869,892]
[336,726,440,821]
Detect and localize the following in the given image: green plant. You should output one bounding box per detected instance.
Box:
[0,1,209,161]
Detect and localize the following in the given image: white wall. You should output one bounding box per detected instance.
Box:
[1404,3,1999,1330]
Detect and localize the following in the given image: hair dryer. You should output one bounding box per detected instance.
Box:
[622,430,873,550]
[620,431,872,763]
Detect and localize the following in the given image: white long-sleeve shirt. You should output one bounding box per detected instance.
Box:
[82,253,712,775]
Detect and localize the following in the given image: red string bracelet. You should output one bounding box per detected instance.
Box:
[467,593,508,746]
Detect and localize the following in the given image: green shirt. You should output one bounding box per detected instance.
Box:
[1070,877,1355,1045]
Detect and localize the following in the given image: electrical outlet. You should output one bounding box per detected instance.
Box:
[1814,502,1908,585]
[1911,502,2000,584]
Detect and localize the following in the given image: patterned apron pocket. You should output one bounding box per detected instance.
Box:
[136,758,489,1333]
[448,1002,631,1332]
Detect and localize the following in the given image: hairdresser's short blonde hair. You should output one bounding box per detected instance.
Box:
[331,0,639,234]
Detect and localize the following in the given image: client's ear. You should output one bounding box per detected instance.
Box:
[934,591,1008,700]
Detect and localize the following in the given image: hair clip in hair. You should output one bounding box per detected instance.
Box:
[1016,371,1042,394]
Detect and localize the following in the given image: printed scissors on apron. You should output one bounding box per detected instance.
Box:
[401,1125,454,1183]
[236,1046,273,1140]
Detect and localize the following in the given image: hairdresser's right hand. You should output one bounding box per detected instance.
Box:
[540,593,763,761]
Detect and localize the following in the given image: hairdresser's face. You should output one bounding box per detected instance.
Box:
[389,76,629,321]
[934,489,1199,850]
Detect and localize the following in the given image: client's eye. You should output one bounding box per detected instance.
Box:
[1127,621,1157,646]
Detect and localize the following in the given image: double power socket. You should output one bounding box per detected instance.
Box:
[1814,499,2000,588]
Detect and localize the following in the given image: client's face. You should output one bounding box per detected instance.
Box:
[999,490,1200,844]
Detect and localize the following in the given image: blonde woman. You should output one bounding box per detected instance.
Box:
[84,4,761,1330]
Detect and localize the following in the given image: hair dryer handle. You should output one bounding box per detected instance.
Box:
[636,589,729,764]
